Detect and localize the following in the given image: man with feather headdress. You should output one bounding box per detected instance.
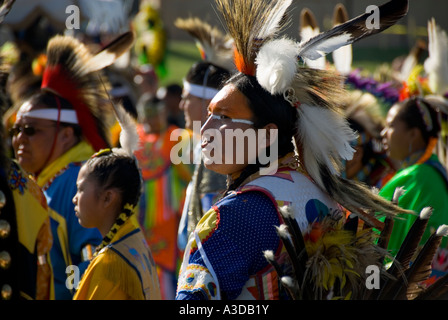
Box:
[9,31,134,299]
[175,0,418,300]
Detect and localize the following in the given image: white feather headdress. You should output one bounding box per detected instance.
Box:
[216,0,411,222]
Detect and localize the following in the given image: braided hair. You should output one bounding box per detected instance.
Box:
[395,96,441,145]
[83,149,142,256]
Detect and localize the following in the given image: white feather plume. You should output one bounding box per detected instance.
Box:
[256,38,298,94]
[275,224,291,240]
[392,186,406,204]
[257,0,293,40]
[298,104,357,185]
[281,276,295,288]
[279,205,294,219]
[419,206,433,220]
[436,225,448,237]
[263,250,275,261]
[113,102,139,157]
[424,18,448,95]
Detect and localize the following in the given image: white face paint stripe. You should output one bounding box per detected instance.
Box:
[209,114,254,125]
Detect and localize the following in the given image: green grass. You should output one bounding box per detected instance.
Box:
[160,41,411,86]
[160,41,202,87]
[351,47,411,72]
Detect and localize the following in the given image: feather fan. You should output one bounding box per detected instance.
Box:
[278,205,311,299]
[397,225,448,300]
[389,207,432,278]
[372,207,430,299]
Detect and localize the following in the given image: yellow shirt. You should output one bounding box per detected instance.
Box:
[73,217,161,300]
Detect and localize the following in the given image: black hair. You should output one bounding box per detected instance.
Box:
[396,96,441,145]
[224,73,298,191]
[166,83,183,96]
[185,61,230,89]
[27,91,83,140]
[85,151,142,208]
[84,150,142,254]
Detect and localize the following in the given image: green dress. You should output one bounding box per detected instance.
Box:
[379,154,448,256]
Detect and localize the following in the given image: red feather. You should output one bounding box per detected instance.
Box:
[41,65,108,151]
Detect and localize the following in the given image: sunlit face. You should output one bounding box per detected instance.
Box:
[11,103,61,174]
[381,104,413,161]
[179,91,210,131]
[200,84,258,176]
[72,165,104,230]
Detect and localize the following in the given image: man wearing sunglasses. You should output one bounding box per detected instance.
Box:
[10,109,75,176]
[10,34,115,299]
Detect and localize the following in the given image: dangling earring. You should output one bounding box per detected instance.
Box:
[408,141,413,154]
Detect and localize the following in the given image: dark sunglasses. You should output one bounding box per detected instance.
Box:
[9,124,55,137]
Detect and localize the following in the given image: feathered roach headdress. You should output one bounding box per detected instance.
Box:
[38,31,135,152]
[174,17,234,72]
[215,0,410,226]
